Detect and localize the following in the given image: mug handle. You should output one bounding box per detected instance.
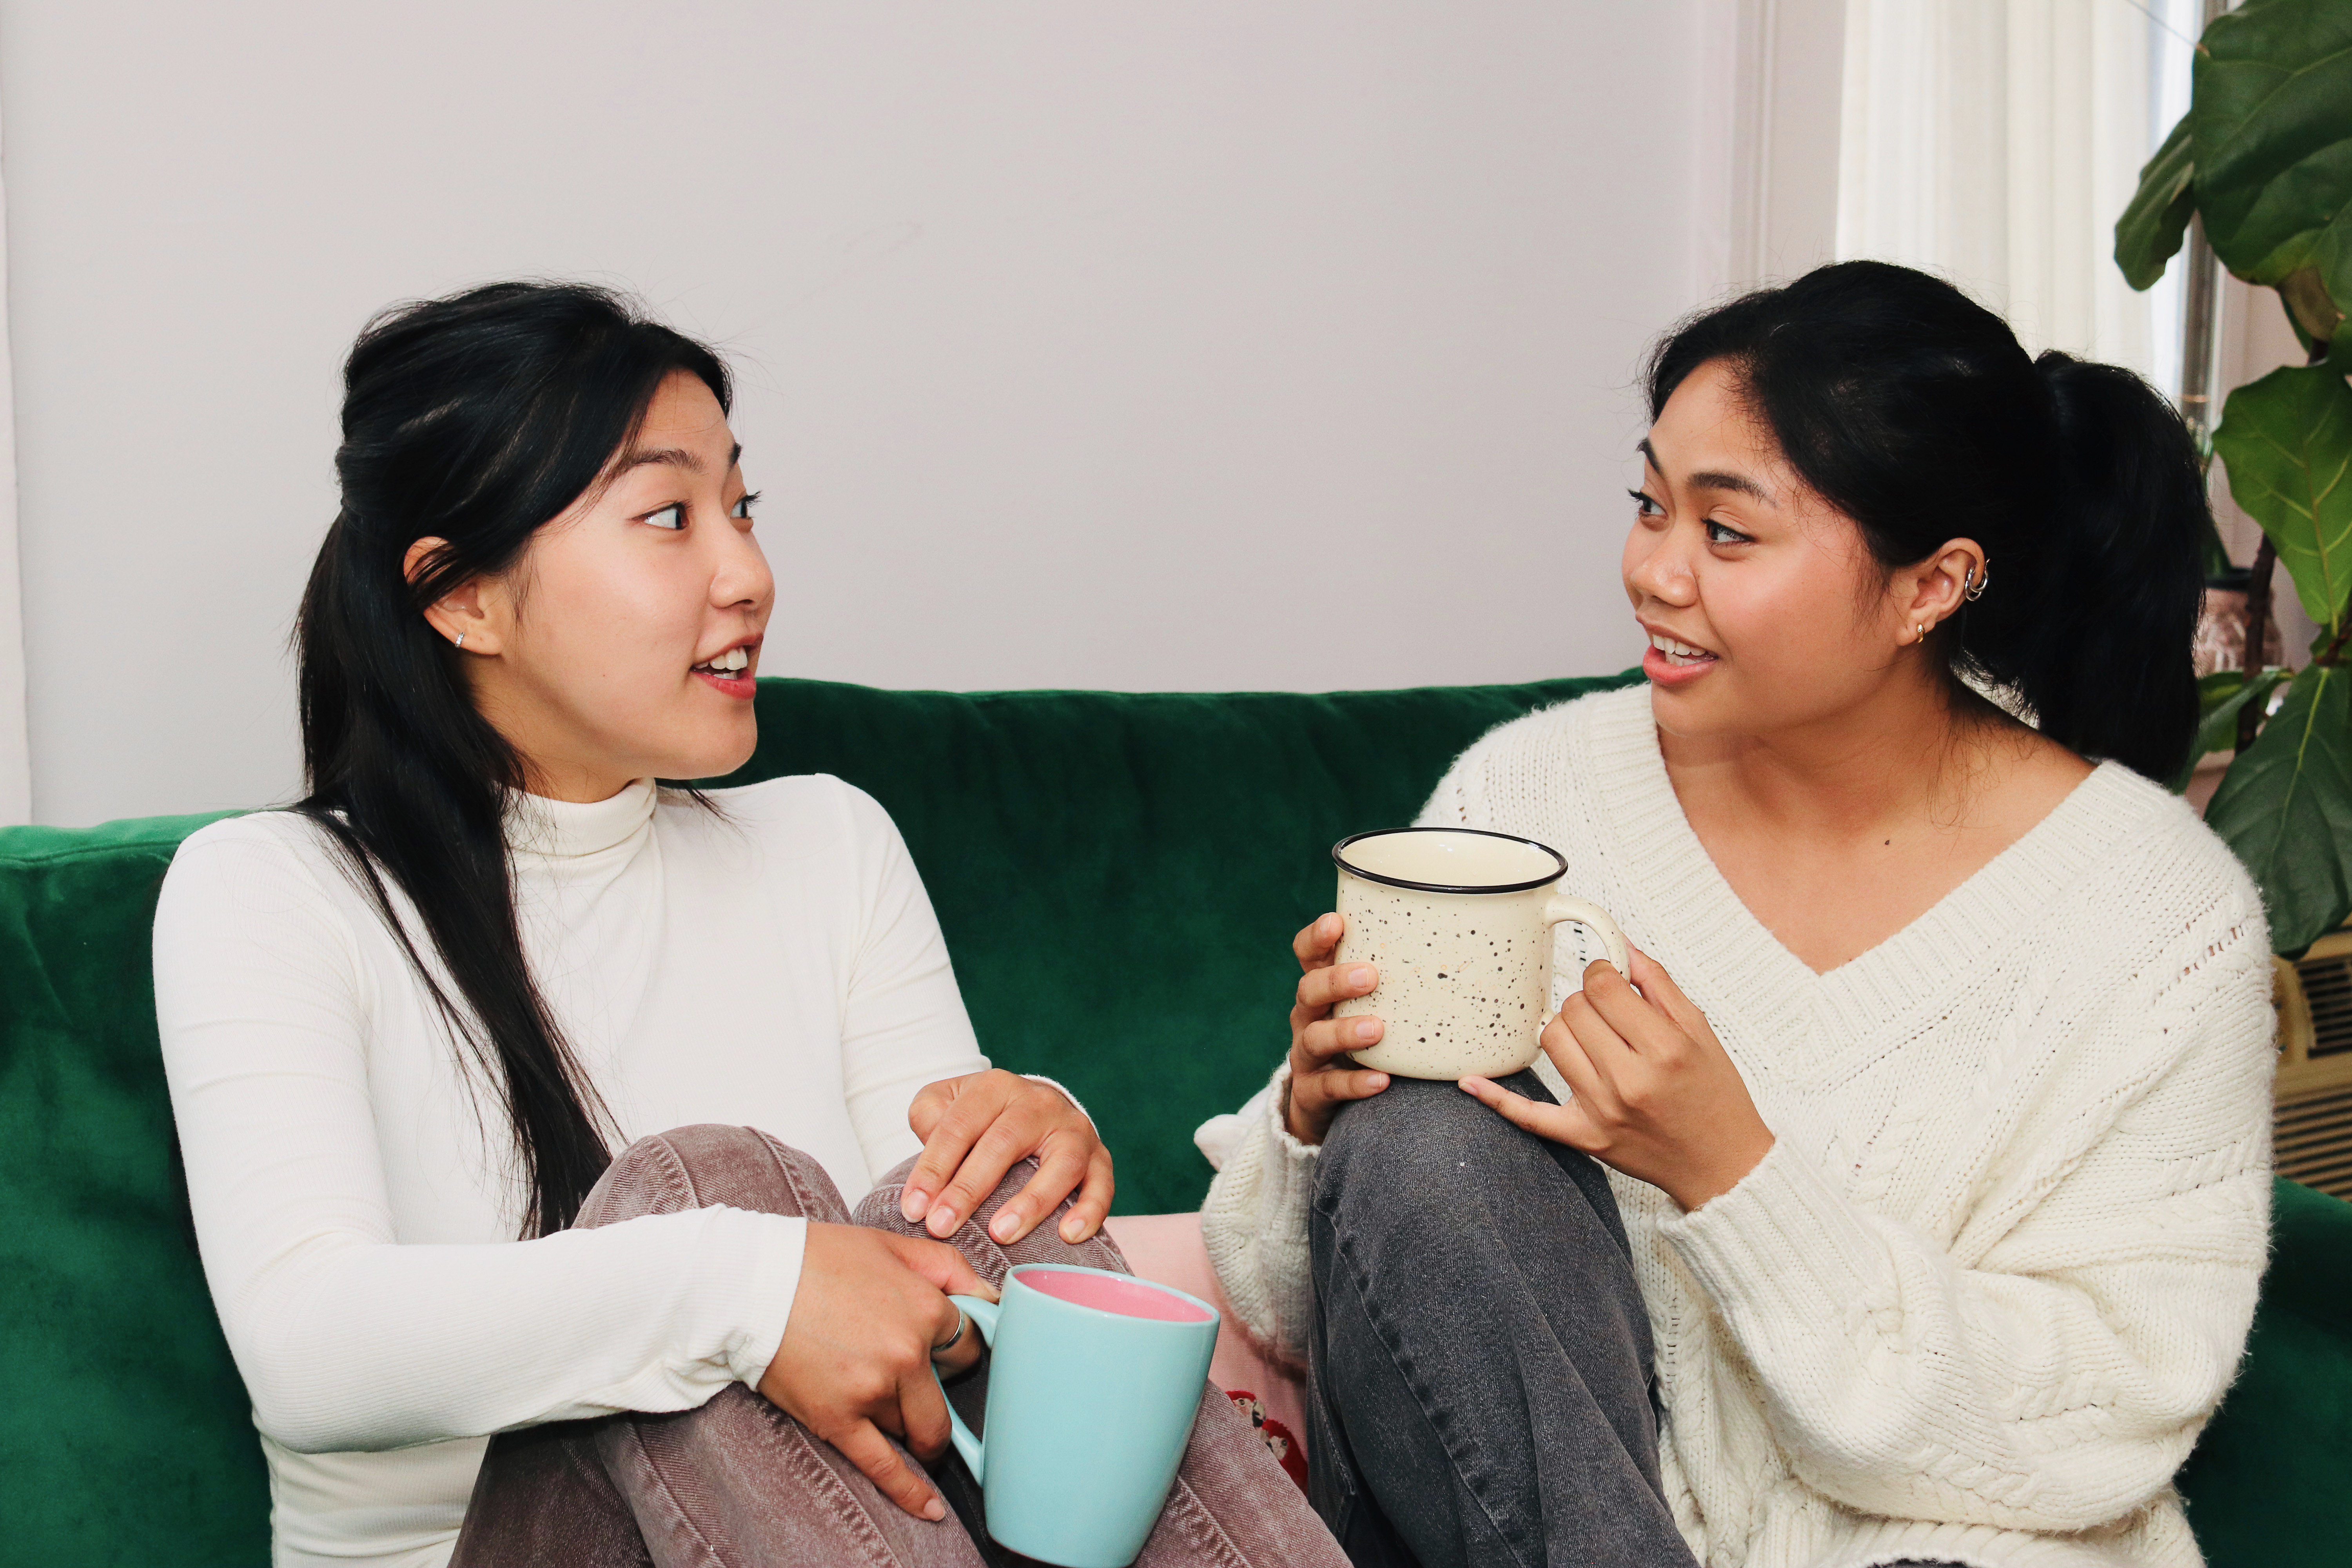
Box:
[931,1294,1002,1482]
[1541,896,1630,978]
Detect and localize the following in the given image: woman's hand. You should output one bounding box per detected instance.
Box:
[1283,912,1392,1145]
[759,1222,996,1521]
[1460,947,1774,1211]
[897,1069,1112,1246]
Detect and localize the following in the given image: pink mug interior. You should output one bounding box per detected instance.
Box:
[1017,1266,1213,1323]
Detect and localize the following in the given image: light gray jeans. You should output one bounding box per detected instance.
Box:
[1306,1073,1695,1568]
[450,1125,1347,1568]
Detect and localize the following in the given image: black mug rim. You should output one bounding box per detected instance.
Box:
[1332,826,1569,895]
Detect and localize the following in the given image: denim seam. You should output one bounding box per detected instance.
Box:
[751,1127,823,1220]
[1325,1225,1537,1568]
[613,1419,739,1568]
[647,1135,701,1214]
[1159,1475,1252,1568]
[557,1431,635,1534]
[755,1400,907,1568]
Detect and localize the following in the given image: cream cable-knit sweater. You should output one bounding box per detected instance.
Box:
[1198,687,2276,1568]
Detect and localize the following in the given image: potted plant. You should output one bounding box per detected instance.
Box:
[2115,0,2352,956]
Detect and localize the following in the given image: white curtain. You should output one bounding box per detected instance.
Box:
[1836,0,2165,381]
[0,122,24,827]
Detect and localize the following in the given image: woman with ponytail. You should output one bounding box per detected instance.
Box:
[154,283,1342,1568]
[1202,261,2276,1568]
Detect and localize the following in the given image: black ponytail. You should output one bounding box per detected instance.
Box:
[1645,260,2208,782]
[295,281,732,1236]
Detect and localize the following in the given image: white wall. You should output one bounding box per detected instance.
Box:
[3,2,1730,826]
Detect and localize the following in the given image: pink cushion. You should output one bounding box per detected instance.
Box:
[1104,1211,1308,1451]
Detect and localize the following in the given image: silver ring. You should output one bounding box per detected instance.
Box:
[453,633,466,651]
[929,1311,967,1359]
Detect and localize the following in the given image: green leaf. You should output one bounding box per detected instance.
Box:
[2192,0,2352,323]
[2175,667,2293,791]
[2208,665,2352,955]
[2118,114,2197,290]
[2212,362,2352,631]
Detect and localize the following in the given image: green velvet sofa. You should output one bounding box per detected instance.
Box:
[3,673,2346,1566]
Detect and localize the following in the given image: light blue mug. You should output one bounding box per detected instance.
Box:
[936,1263,1220,1568]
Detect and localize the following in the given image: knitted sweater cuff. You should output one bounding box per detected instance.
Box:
[1198,1062,1319,1363]
[1655,1136,1884,1330]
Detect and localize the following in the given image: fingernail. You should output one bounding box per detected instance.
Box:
[1350,965,1375,987]
[989,1210,1019,1242]
[1367,1074,1388,1089]
[1061,1216,1082,1242]
[1350,1019,1379,1043]
[900,1187,929,1223]
[927,1205,958,1236]
[924,1497,946,1521]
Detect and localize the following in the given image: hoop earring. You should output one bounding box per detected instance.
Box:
[1964,559,1991,602]
[453,633,466,651]
[1915,620,1931,645]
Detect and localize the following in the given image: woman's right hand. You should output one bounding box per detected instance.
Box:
[1283,912,1392,1144]
[758,1222,996,1521]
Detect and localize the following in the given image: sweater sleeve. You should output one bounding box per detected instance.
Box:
[1655,909,2277,1533]
[829,783,992,1180]
[154,820,807,1455]
[1198,745,1496,1363]
[1199,1062,1322,1365]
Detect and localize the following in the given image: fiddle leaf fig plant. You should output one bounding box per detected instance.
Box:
[2207,357,2352,627]
[2118,0,2352,955]
[2117,0,2352,345]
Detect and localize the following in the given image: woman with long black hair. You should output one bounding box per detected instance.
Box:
[156,283,1343,1568]
[1202,261,2277,1568]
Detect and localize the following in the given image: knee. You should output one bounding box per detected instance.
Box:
[848,1152,1044,1236]
[577,1125,847,1229]
[1317,1075,1558,1229]
[851,1154,1131,1284]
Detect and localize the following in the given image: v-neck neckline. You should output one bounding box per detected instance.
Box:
[1579,688,2147,1067]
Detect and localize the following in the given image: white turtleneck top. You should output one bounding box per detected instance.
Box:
[154,776,993,1568]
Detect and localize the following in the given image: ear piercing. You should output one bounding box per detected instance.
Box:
[452,633,466,651]
[1919,558,1990,647]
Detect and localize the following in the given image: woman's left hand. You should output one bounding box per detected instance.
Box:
[1461,948,1775,1212]
[898,1069,1114,1246]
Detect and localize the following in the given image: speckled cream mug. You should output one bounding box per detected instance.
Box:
[1330,827,1631,1081]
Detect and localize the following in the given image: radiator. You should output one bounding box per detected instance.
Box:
[2275,933,2352,1199]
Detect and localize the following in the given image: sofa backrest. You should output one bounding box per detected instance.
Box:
[0,671,1628,1564]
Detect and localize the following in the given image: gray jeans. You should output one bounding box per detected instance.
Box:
[1306,1073,1698,1568]
[451,1125,1347,1568]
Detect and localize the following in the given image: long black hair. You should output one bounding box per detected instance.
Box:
[1645,260,2208,782]
[295,281,732,1236]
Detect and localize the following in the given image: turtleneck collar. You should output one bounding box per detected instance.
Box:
[502,779,659,861]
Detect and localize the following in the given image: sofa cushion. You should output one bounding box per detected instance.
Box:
[0,811,261,1564]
